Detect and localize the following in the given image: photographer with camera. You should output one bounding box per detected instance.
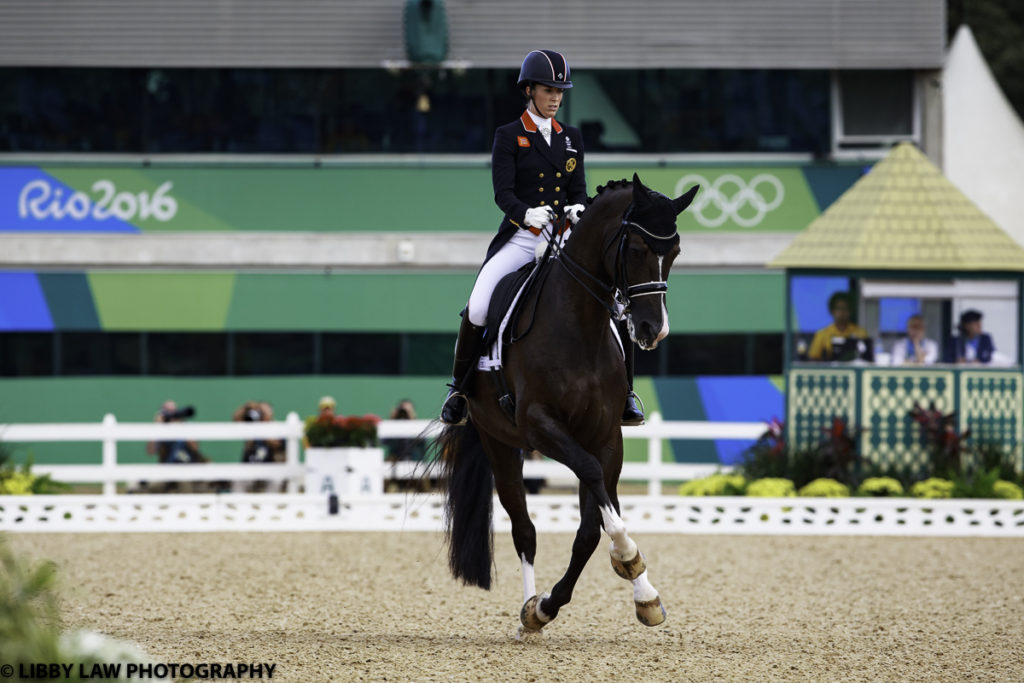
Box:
[141,400,206,493]
[232,400,285,492]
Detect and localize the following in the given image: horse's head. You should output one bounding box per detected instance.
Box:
[616,173,699,350]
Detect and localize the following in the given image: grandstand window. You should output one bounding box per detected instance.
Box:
[0,333,55,376]
[322,332,401,375]
[233,333,315,375]
[60,332,142,375]
[0,331,783,377]
[146,333,227,376]
[1,67,831,154]
[835,69,917,148]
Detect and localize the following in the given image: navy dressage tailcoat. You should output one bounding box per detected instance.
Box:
[485,111,587,261]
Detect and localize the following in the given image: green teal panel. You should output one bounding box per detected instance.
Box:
[227,272,476,332]
[667,272,785,333]
[801,165,868,212]
[36,273,100,330]
[651,378,719,464]
[88,272,236,330]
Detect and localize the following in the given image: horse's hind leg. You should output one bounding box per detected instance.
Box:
[476,431,543,634]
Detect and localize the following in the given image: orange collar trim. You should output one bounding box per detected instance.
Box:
[520,110,563,135]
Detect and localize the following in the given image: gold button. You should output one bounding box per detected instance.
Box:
[555,186,560,192]
[538,187,544,192]
[539,173,545,178]
[556,172,562,177]
[553,200,559,206]
[539,200,546,205]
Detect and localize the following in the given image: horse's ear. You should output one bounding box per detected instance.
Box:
[672,185,700,215]
[632,173,650,207]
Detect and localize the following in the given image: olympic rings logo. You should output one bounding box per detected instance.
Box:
[673,173,785,228]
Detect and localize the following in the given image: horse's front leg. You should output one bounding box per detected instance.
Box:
[602,494,666,626]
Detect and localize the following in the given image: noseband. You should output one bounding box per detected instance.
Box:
[552,204,678,319]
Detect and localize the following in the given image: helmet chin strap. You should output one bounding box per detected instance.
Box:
[526,86,541,117]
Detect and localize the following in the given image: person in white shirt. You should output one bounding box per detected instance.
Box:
[891,314,939,365]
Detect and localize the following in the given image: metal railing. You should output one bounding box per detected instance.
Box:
[0,412,765,496]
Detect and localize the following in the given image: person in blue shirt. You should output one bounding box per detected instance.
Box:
[944,309,995,364]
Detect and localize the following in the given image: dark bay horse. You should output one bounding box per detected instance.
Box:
[435,174,698,636]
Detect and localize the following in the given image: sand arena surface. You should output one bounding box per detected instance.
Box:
[9,531,1024,682]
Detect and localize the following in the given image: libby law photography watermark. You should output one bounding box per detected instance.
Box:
[3,662,277,680]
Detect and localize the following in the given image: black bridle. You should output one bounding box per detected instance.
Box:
[551,204,679,319]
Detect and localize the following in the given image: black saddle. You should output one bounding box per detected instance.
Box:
[483,255,555,349]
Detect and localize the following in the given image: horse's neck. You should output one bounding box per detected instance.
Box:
[563,190,630,276]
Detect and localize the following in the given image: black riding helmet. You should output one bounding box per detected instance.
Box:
[517,50,573,90]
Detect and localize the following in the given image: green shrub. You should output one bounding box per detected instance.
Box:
[911,478,955,499]
[798,478,850,497]
[745,477,796,497]
[857,477,905,497]
[677,473,746,497]
[992,480,1024,500]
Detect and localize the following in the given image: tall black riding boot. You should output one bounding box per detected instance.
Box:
[619,321,646,426]
[441,316,486,425]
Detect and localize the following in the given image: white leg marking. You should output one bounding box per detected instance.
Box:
[521,553,536,604]
[632,570,659,602]
[600,504,638,561]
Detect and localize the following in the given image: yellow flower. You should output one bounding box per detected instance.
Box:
[0,471,36,495]
[798,478,850,497]
[992,480,1024,500]
[857,477,904,497]
[745,477,796,497]
[910,478,954,499]
[677,473,746,496]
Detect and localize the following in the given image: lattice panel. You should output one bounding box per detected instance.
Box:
[787,369,857,451]
[861,369,955,470]
[961,373,1024,467]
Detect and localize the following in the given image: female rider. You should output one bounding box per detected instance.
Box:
[441,49,644,427]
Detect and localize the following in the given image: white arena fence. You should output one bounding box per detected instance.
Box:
[3,415,1023,536]
[0,412,760,496]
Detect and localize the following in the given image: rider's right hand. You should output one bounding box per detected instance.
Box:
[524,206,556,230]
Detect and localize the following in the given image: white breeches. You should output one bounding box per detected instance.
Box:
[467,226,568,327]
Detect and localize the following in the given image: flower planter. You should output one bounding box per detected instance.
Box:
[304,447,385,497]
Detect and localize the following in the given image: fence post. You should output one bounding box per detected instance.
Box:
[102,413,117,497]
[647,411,662,497]
[285,411,302,493]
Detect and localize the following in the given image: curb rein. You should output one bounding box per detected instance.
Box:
[552,203,677,320]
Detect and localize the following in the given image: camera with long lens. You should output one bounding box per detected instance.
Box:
[243,407,263,422]
[160,405,196,422]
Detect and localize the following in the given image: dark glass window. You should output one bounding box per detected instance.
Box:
[403,332,456,375]
[839,70,914,138]
[147,333,227,375]
[0,333,54,376]
[667,334,749,375]
[233,333,315,375]
[322,332,401,374]
[0,67,830,154]
[61,332,141,375]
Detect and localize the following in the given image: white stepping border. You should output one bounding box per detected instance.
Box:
[2,494,1023,536]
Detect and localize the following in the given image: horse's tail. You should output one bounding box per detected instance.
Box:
[434,419,494,590]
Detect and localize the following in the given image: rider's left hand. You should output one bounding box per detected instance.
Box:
[565,204,585,225]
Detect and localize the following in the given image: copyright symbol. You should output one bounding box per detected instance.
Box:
[0,664,13,678]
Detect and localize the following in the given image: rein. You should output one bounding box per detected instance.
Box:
[553,204,676,318]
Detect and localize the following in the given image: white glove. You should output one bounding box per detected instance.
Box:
[524,206,556,230]
[565,204,585,225]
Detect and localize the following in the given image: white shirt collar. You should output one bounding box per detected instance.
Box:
[526,109,552,130]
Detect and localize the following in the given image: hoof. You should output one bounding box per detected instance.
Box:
[520,593,552,633]
[635,595,667,627]
[611,549,647,581]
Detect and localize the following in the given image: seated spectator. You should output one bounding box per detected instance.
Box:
[944,309,995,364]
[303,396,337,448]
[141,399,206,493]
[232,400,286,493]
[807,292,869,361]
[383,399,429,493]
[890,314,939,365]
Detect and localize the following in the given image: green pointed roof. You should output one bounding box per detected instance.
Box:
[769,142,1024,271]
